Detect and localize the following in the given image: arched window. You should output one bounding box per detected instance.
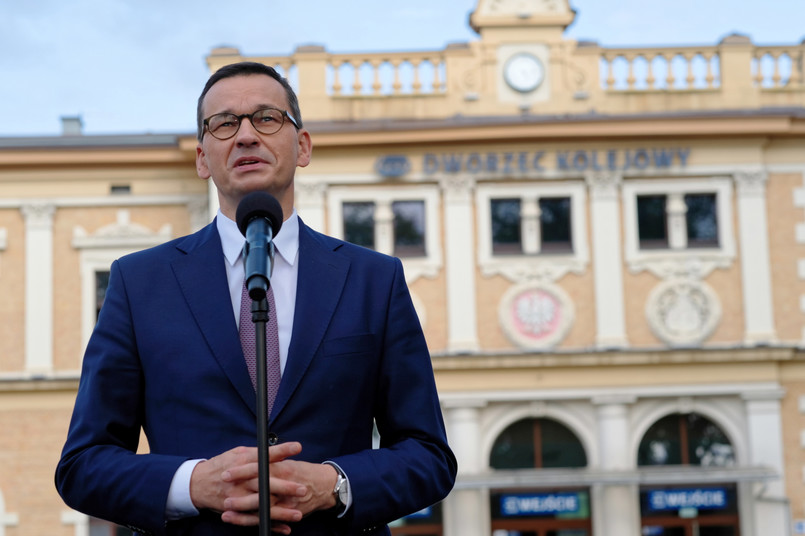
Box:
[489,418,591,535]
[490,417,587,469]
[638,412,734,467]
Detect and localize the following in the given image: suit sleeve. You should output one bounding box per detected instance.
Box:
[55,259,187,536]
[331,257,457,528]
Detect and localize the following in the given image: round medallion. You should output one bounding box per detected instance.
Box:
[499,283,574,349]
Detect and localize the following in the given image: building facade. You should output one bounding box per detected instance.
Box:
[1,1,805,535]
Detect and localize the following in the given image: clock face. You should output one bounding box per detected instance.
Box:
[503,53,545,93]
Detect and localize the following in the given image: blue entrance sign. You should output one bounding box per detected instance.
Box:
[500,492,581,517]
[647,488,728,512]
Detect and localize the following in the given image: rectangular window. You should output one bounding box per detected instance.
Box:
[685,193,718,247]
[392,200,426,257]
[637,195,669,249]
[539,197,572,253]
[343,202,375,249]
[491,198,522,254]
[637,193,718,250]
[491,196,573,255]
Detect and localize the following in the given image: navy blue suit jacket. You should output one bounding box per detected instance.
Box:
[56,219,456,535]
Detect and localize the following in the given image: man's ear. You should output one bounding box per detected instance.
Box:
[196,144,211,179]
[296,129,313,168]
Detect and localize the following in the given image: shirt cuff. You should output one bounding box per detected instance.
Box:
[322,461,352,517]
[166,459,203,520]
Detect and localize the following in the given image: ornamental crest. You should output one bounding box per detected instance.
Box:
[499,283,574,349]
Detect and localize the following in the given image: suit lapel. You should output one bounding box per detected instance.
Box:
[272,221,349,421]
[170,222,256,416]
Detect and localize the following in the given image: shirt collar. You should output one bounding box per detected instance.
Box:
[217,207,300,267]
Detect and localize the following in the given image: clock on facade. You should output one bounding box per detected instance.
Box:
[503,52,545,93]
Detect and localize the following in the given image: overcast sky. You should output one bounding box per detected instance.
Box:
[2,0,803,137]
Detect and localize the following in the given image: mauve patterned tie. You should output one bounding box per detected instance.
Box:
[239,281,281,417]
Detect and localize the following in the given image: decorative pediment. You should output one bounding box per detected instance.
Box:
[72,209,172,249]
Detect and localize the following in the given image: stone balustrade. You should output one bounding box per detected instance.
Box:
[207,35,805,122]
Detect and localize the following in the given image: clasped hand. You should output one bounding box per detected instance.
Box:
[189,442,338,534]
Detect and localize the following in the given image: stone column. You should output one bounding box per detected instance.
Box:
[585,172,628,348]
[443,401,486,536]
[22,203,55,375]
[593,395,640,536]
[440,176,479,353]
[735,171,776,344]
[743,388,788,536]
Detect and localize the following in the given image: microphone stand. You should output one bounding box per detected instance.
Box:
[249,290,272,536]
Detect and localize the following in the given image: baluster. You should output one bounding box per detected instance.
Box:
[352,60,363,94]
[332,60,344,96]
[371,59,383,95]
[666,54,676,89]
[411,59,422,93]
[685,53,696,88]
[705,52,716,88]
[646,53,657,89]
[391,59,403,95]
[754,52,765,86]
[626,53,636,90]
[431,58,442,93]
[604,54,615,90]
[771,51,782,87]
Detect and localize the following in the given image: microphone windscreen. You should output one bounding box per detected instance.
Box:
[236,192,284,237]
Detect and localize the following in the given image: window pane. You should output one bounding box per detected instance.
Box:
[685,193,718,247]
[541,419,587,468]
[490,418,587,469]
[540,197,572,253]
[638,413,734,467]
[490,419,535,469]
[637,195,668,249]
[343,202,375,249]
[491,198,522,254]
[686,413,734,467]
[392,200,426,257]
[96,270,110,320]
[637,414,682,466]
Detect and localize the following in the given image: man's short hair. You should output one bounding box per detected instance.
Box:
[196,61,303,141]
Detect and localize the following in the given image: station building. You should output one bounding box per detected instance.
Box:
[1,1,804,535]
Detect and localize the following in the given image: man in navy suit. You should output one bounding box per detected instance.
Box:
[56,61,456,535]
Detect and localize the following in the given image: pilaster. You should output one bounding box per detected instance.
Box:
[441,176,479,353]
[734,171,776,345]
[21,203,55,375]
[586,172,628,348]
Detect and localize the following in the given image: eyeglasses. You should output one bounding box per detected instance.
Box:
[202,108,299,140]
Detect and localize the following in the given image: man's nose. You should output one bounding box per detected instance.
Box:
[235,118,261,145]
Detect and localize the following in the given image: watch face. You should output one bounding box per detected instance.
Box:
[504,53,545,93]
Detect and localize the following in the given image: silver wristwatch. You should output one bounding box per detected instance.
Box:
[332,466,348,510]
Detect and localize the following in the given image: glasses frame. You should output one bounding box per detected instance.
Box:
[202,107,300,140]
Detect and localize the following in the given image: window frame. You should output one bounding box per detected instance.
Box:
[327,186,442,283]
[476,182,588,282]
[622,177,735,270]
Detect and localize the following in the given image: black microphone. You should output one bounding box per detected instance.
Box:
[236,192,283,301]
